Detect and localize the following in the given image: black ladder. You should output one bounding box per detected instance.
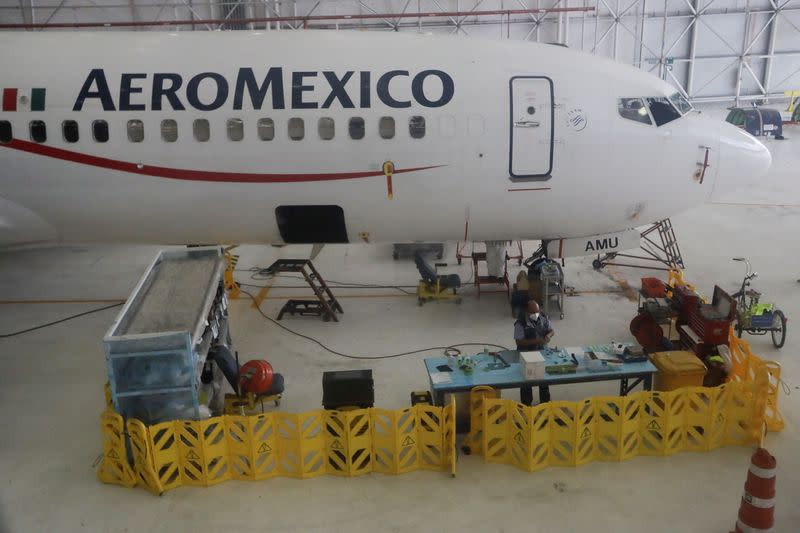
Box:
[593,218,685,271]
[271,259,343,322]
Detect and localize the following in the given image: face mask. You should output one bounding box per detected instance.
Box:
[529,312,540,321]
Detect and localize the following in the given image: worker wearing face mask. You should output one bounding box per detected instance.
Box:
[514,300,554,351]
[514,299,554,405]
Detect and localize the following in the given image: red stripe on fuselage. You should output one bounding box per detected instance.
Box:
[1,138,443,183]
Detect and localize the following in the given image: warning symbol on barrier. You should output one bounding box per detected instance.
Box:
[580,428,591,439]
[331,440,344,450]
[401,436,416,447]
[186,451,200,461]
[257,443,272,454]
[107,450,120,460]
[514,432,524,444]
[647,420,661,431]
[716,413,725,424]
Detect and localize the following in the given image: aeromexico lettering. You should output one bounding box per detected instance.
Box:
[72,68,454,111]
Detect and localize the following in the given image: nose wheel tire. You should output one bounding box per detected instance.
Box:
[771,310,787,349]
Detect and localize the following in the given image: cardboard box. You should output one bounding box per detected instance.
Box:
[520,351,546,380]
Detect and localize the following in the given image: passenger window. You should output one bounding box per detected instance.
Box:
[127,120,144,143]
[30,120,46,143]
[161,119,178,142]
[409,116,426,139]
[379,116,395,139]
[617,98,652,125]
[193,119,210,142]
[467,114,486,136]
[0,120,11,143]
[92,120,109,142]
[645,97,681,126]
[257,118,275,141]
[318,117,335,140]
[349,117,365,140]
[62,120,79,143]
[288,118,304,141]
[192,118,211,142]
[439,115,456,138]
[227,118,244,141]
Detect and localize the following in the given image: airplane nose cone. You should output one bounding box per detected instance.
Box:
[715,123,772,195]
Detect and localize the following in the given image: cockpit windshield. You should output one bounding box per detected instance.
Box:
[669,92,693,115]
[617,98,652,125]
[645,97,681,126]
[618,93,692,127]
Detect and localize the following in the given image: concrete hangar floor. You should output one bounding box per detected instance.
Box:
[1,127,798,532]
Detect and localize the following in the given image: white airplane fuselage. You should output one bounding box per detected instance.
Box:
[0,31,771,247]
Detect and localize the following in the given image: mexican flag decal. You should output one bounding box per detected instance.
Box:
[2,88,46,111]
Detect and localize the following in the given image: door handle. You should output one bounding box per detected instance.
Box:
[514,120,540,128]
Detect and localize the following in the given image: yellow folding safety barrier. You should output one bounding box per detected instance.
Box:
[98,397,457,494]
[462,386,500,456]
[465,329,780,474]
[727,330,784,431]
[479,379,766,473]
[97,410,136,488]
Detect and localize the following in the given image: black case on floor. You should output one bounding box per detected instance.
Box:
[322,369,374,410]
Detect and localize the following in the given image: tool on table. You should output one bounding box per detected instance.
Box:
[546,364,578,374]
[486,351,511,371]
[458,355,476,374]
[620,345,647,363]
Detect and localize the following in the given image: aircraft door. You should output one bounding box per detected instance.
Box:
[509,76,554,178]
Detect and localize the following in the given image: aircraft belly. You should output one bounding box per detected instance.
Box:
[0,195,58,246]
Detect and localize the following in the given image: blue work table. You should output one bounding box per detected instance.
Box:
[424,347,658,406]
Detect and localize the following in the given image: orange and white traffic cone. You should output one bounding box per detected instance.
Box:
[731,447,776,533]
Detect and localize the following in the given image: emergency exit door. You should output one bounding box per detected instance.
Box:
[509,76,554,178]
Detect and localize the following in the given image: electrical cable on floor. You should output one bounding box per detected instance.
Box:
[0,302,123,339]
[239,289,509,360]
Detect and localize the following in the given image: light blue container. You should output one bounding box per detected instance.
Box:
[103,247,227,424]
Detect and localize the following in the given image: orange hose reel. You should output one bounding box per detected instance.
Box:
[239,360,274,394]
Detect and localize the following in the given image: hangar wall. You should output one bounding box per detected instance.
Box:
[3,0,800,104]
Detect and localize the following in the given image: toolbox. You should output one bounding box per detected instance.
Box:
[322,369,374,410]
[649,351,707,391]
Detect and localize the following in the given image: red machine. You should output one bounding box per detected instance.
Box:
[672,284,701,319]
[633,278,736,356]
[239,360,274,394]
[641,277,667,298]
[675,285,736,354]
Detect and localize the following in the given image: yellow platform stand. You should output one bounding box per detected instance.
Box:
[416,280,462,306]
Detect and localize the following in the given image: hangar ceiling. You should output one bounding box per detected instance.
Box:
[4,0,800,104]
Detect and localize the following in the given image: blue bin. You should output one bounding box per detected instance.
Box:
[749,312,774,329]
